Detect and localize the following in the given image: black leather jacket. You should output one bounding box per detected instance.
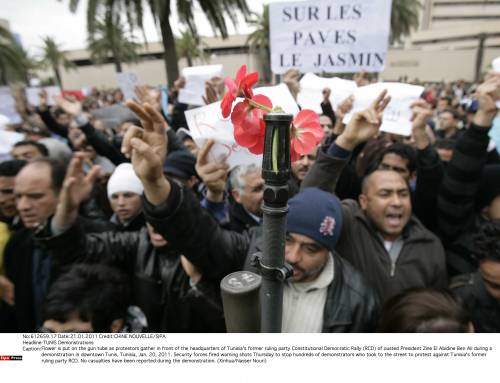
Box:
[144,183,379,332]
[451,272,500,333]
[36,222,225,332]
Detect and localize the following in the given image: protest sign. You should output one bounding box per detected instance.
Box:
[493,57,500,108]
[0,87,22,124]
[25,86,61,106]
[269,0,392,74]
[185,101,262,170]
[343,82,424,137]
[178,64,224,106]
[0,130,24,160]
[185,83,303,168]
[115,72,138,102]
[254,83,300,115]
[297,73,357,113]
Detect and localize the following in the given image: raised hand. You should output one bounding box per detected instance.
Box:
[336,90,391,151]
[410,99,433,149]
[134,85,161,112]
[322,87,331,103]
[473,73,500,127]
[54,153,101,230]
[195,140,229,202]
[55,95,82,117]
[123,101,170,205]
[332,95,355,135]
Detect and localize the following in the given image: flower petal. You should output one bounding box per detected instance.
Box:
[291,131,318,156]
[234,122,259,148]
[293,109,319,129]
[252,94,273,110]
[292,109,324,141]
[221,92,235,118]
[231,101,263,136]
[235,65,247,85]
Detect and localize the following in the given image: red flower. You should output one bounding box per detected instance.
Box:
[232,94,273,154]
[290,110,324,162]
[221,65,259,118]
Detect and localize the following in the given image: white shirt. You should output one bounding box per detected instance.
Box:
[282,253,334,333]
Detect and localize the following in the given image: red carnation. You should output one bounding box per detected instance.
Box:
[290,110,324,162]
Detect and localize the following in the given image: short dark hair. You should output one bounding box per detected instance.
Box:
[43,264,131,332]
[53,108,69,119]
[0,159,27,177]
[439,108,460,120]
[377,288,470,333]
[438,96,452,106]
[28,158,67,194]
[472,220,500,262]
[13,140,49,157]
[380,142,417,173]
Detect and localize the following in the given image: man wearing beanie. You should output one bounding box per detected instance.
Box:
[120,101,380,332]
[295,93,449,303]
[107,163,146,231]
[142,180,378,332]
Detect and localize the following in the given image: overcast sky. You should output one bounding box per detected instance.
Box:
[2,0,290,56]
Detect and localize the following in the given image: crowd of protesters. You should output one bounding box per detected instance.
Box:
[0,67,499,334]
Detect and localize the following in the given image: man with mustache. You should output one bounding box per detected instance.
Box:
[117,95,393,332]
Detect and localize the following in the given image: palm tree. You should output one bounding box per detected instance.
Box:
[88,13,141,72]
[0,25,33,85]
[63,0,251,86]
[175,30,208,67]
[390,0,422,44]
[40,36,75,89]
[246,5,270,82]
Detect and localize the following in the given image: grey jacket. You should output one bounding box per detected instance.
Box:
[302,148,448,302]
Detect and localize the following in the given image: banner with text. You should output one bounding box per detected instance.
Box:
[269,0,392,74]
[343,82,424,137]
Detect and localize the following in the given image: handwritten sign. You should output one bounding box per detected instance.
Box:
[178,64,224,106]
[343,82,424,137]
[25,86,61,106]
[115,72,138,102]
[0,87,22,124]
[297,73,357,113]
[269,0,392,74]
[184,101,262,170]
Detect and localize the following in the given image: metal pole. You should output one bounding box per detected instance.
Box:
[257,113,293,332]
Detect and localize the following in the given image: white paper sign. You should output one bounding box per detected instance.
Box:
[0,87,22,124]
[343,82,424,137]
[493,57,500,108]
[184,101,262,170]
[269,0,392,74]
[0,130,25,157]
[25,86,61,106]
[297,73,357,113]
[115,72,138,102]
[178,64,224,106]
[254,83,300,115]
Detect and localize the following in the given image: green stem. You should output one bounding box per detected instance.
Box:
[272,128,279,174]
[247,97,273,112]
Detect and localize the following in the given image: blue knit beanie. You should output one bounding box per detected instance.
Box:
[286,187,343,252]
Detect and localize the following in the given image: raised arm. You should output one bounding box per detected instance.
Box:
[302,90,391,193]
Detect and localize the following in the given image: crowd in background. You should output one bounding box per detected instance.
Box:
[0,68,499,334]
